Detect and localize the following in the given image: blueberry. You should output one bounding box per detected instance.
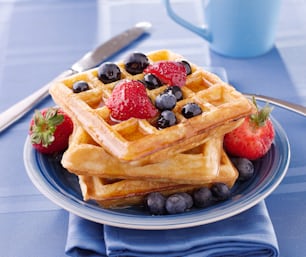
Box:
[124,52,149,75]
[166,193,188,214]
[178,192,193,208]
[211,183,231,201]
[72,80,90,93]
[146,192,166,215]
[157,110,176,129]
[181,103,202,118]
[230,157,254,181]
[193,187,214,208]
[180,60,192,75]
[98,62,121,84]
[163,86,183,101]
[155,93,177,110]
[143,74,162,90]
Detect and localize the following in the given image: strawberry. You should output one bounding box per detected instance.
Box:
[144,61,186,87]
[223,98,275,160]
[29,107,73,154]
[106,79,158,121]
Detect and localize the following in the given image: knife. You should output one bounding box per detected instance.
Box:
[0,22,152,133]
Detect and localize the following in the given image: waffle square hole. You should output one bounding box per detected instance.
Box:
[184,72,210,93]
[197,86,229,107]
[183,145,203,155]
[112,119,155,141]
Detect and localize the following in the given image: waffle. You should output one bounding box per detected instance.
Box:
[62,125,239,184]
[77,150,238,208]
[50,49,254,163]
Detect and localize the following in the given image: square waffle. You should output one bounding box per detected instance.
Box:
[77,150,238,208]
[62,125,238,185]
[50,49,254,163]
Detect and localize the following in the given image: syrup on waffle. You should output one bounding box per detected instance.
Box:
[77,150,238,208]
[50,49,254,163]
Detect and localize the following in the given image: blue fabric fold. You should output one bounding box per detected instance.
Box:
[65,201,279,257]
[66,215,107,257]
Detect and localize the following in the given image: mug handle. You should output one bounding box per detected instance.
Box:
[164,0,211,41]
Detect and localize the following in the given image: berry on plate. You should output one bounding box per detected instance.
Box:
[146,192,166,215]
[211,183,231,201]
[106,79,158,121]
[165,193,190,214]
[29,107,73,154]
[230,157,255,181]
[144,61,187,87]
[193,187,214,208]
[224,98,275,160]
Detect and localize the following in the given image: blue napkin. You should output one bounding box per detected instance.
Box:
[65,201,279,257]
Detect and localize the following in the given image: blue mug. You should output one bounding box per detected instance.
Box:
[164,0,282,58]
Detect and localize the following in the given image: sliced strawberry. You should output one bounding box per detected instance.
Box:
[106,80,158,121]
[224,98,275,160]
[29,107,73,154]
[144,61,186,87]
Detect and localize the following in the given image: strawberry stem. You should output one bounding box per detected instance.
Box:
[30,108,64,147]
[250,96,273,127]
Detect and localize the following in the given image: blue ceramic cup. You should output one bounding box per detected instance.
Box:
[164,0,282,58]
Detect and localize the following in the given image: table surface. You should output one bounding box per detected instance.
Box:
[0,0,305,256]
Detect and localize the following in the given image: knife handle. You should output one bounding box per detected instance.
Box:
[0,69,75,133]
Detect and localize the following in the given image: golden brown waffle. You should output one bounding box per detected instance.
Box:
[77,150,238,208]
[62,125,237,184]
[50,49,254,163]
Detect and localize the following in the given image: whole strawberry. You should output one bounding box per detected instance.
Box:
[106,79,158,121]
[29,107,73,154]
[144,61,187,87]
[224,98,275,160]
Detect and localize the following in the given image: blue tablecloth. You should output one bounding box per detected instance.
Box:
[0,1,305,256]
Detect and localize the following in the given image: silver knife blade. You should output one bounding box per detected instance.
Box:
[0,22,152,133]
[72,21,152,72]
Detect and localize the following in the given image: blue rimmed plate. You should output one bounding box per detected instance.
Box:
[23,116,290,230]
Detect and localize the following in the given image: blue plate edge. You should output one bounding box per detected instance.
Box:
[23,116,290,230]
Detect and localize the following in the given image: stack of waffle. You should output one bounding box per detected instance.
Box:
[50,49,254,208]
